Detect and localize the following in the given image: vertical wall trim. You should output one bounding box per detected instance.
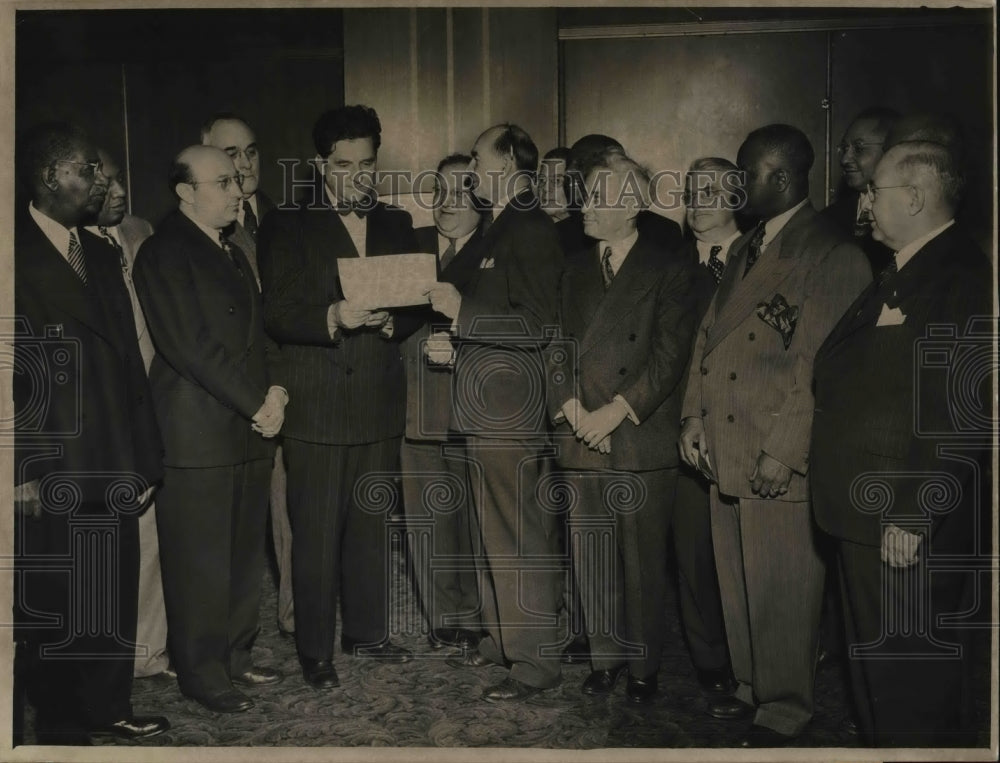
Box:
[409,8,420,175]
[121,64,133,214]
[446,8,455,152]
[481,8,491,126]
[823,30,834,207]
[557,38,566,147]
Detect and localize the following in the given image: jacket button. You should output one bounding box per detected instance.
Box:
[628,333,636,341]
[701,408,708,417]
[228,306,235,314]
[346,367,354,375]
[700,367,708,375]
[729,372,737,380]
[727,414,735,423]
[619,367,627,376]
[748,332,755,340]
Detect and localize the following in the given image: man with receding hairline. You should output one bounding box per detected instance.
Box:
[679,124,871,746]
[134,144,288,714]
[811,141,991,747]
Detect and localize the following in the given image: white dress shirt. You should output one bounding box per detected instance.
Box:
[597,229,639,279]
[695,229,741,268]
[437,230,475,261]
[28,203,76,263]
[761,198,809,253]
[325,185,368,256]
[894,219,955,272]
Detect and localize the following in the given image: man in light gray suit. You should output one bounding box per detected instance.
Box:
[84,148,171,680]
[678,124,870,747]
[202,113,292,638]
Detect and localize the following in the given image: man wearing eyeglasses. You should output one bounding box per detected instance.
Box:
[14,122,168,743]
[811,141,991,747]
[821,108,900,278]
[133,145,289,714]
[201,113,293,643]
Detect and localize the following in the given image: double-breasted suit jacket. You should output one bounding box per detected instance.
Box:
[681,203,871,499]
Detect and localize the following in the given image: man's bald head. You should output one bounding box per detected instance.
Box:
[170,145,243,230]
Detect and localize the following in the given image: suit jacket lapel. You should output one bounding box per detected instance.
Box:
[706,205,814,354]
[579,235,659,356]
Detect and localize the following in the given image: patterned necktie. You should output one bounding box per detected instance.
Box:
[243,199,258,240]
[99,225,127,270]
[219,232,241,272]
[601,246,615,288]
[878,254,898,285]
[743,222,766,278]
[707,244,725,284]
[67,230,88,284]
[440,239,457,271]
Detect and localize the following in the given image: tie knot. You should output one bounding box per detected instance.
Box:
[709,245,722,258]
[219,232,232,252]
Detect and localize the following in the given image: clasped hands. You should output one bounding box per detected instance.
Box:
[252,386,288,438]
[561,399,626,455]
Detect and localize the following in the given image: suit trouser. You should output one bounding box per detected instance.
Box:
[134,501,170,677]
[156,459,271,698]
[710,490,825,736]
[672,466,729,672]
[16,504,139,729]
[284,436,400,660]
[565,467,676,679]
[400,438,479,631]
[837,539,975,747]
[465,436,563,689]
[270,445,295,633]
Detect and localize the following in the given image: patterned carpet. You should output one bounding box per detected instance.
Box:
[18,541,991,752]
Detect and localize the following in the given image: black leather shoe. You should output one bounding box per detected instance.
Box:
[738,724,796,748]
[90,715,170,740]
[232,665,283,687]
[189,689,254,713]
[625,673,658,704]
[581,664,627,696]
[300,657,340,689]
[446,648,495,669]
[696,665,737,695]
[560,636,590,665]
[482,677,544,703]
[341,637,412,663]
[429,628,480,650]
[707,694,755,720]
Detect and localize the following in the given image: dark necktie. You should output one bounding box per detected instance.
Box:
[336,197,372,219]
[743,222,766,278]
[219,232,242,273]
[601,246,615,288]
[440,239,457,271]
[99,225,127,269]
[67,230,88,284]
[243,199,258,240]
[707,244,725,284]
[877,254,899,286]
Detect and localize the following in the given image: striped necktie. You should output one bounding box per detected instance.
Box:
[67,230,88,284]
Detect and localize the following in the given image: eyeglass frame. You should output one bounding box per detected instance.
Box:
[863,182,914,203]
[188,174,244,192]
[837,140,884,155]
[54,159,104,178]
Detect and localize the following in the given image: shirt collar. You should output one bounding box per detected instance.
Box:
[84,223,121,245]
[599,228,640,265]
[438,229,475,257]
[237,193,257,225]
[894,219,955,272]
[695,229,741,266]
[762,198,808,249]
[29,202,75,257]
[181,208,226,248]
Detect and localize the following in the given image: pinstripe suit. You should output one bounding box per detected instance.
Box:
[257,191,417,660]
[681,203,870,735]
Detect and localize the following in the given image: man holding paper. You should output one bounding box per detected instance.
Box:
[257,105,416,691]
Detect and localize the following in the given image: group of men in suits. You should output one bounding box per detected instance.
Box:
[13,103,991,749]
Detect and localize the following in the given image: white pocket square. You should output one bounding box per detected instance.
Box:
[876,303,906,326]
[479,257,495,269]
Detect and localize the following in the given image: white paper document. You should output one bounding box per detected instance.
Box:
[338,253,438,308]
